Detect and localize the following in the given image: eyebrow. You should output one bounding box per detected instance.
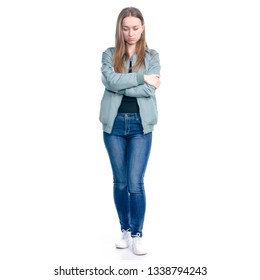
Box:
[122,25,140,28]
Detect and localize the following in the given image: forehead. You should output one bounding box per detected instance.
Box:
[122,16,142,27]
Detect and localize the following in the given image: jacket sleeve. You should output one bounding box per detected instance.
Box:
[101,49,144,92]
[123,51,161,98]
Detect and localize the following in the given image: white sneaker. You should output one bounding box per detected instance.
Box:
[115,230,131,249]
[132,235,148,255]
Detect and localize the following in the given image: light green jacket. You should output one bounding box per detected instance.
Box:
[99,47,161,134]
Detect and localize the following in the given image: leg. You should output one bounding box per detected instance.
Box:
[127,132,152,237]
[103,132,130,231]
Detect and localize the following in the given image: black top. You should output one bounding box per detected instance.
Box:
[117,60,140,113]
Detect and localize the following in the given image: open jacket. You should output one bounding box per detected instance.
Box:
[99,47,161,134]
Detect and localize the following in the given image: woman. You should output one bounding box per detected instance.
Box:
[99,7,161,255]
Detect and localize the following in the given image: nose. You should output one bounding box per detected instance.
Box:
[129,29,133,36]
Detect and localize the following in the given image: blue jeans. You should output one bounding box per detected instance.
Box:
[103,113,152,237]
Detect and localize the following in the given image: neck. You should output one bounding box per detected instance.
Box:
[127,44,136,59]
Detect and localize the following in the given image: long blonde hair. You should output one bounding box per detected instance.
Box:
[113,7,147,73]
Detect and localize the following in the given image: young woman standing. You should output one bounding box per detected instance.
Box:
[99,7,161,255]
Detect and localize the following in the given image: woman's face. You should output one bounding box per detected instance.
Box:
[122,16,144,46]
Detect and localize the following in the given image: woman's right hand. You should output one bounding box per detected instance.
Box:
[144,74,161,89]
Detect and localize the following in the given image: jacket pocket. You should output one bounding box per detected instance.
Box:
[138,96,158,125]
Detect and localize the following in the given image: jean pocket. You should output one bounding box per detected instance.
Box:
[135,114,142,122]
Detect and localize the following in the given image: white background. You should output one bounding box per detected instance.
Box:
[0,0,259,279]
